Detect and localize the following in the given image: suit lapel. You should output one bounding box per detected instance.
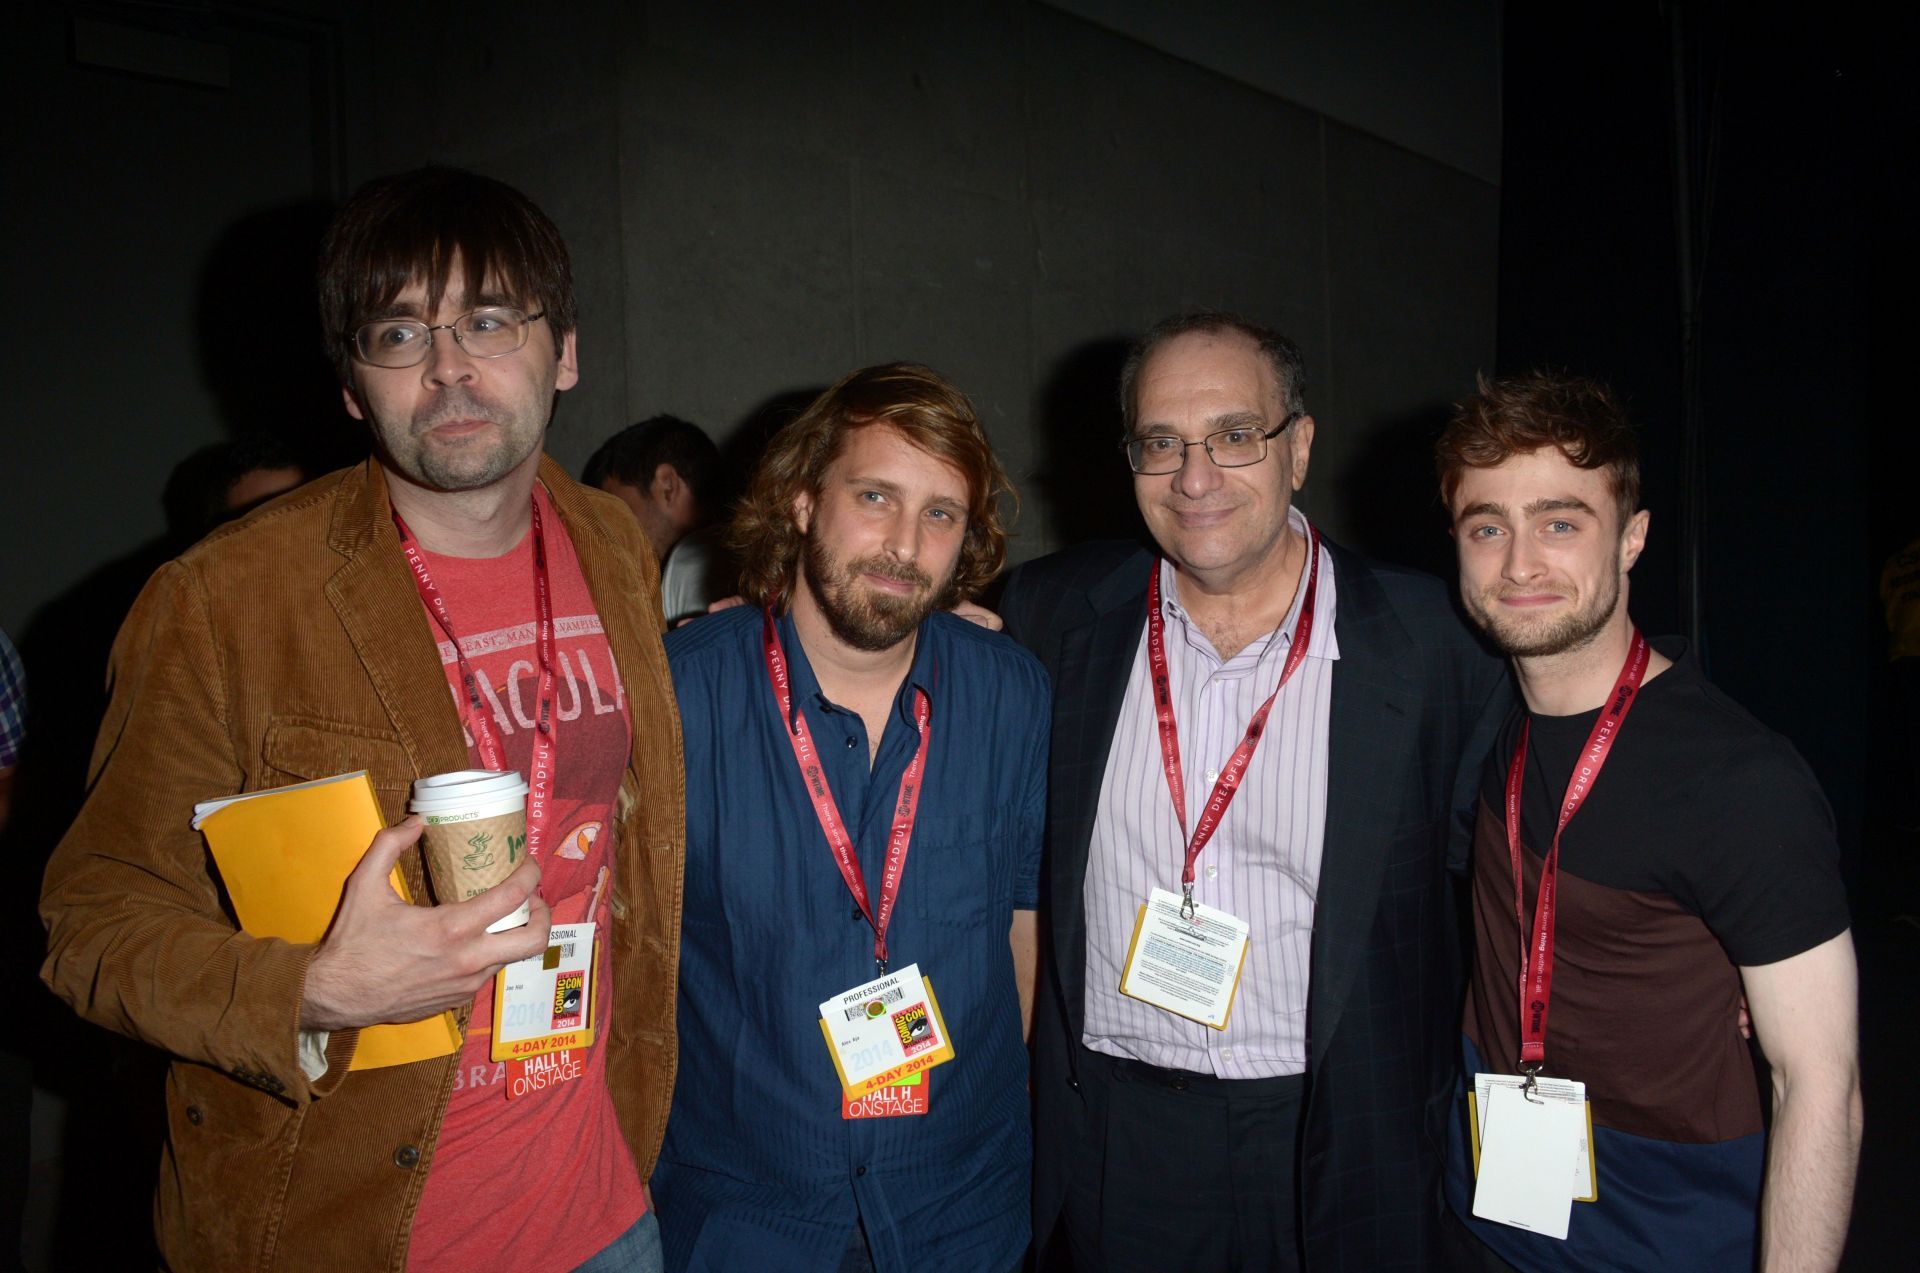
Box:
[1309,544,1418,1071]
[1050,551,1152,1036]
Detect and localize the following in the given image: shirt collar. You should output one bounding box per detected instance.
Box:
[772,607,940,731]
[1157,505,1340,664]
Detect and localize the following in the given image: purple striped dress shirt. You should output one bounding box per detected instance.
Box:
[1082,508,1339,1078]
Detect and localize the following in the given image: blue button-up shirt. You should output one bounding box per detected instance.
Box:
[655,606,1048,1273]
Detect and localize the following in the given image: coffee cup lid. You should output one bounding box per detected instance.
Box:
[408,776,529,816]
[415,769,501,790]
[411,770,525,802]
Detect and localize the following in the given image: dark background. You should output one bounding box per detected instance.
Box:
[1,2,1910,1268]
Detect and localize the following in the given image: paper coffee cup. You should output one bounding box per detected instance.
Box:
[411,772,532,932]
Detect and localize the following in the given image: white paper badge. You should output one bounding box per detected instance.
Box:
[1472,1083,1585,1239]
[816,963,955,1097]
[1118,887,1252,1029]
[1472,1072,1596,1201]
[491,921,596,1063]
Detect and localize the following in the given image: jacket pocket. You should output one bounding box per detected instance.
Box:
[262,717,415,799]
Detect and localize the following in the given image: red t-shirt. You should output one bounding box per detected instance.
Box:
[406,485,646,1272]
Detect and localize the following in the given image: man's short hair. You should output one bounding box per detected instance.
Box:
[1436,369,1642,526]
[731,363,1012,610]
[162,435,305,539]
[582,415,724,514]
[1119,311,1308,434]
[316,166,576,381]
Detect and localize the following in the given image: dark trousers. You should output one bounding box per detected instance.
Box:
[1439,1206,1522,1273]
[1059,1045,1306,1273]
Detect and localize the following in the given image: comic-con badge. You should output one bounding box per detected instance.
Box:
[492,921,597,1064]
[816,963,954,1099]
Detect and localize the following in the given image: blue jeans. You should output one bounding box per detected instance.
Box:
[574,1211,663,1273]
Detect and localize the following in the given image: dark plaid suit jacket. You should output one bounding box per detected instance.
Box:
[1000,536,1510,1271]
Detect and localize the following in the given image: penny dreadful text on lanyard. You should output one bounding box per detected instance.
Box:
[1504,629,1649,1087]
[395,501,560,862]
[1147,524,1322,920]
[762,607,932,975]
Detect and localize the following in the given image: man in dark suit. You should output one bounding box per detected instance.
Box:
[1000,312,1508,1272]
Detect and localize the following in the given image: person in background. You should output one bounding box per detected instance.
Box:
[161,434,309,540]
[585,415,737,623]
[0,628,23,835]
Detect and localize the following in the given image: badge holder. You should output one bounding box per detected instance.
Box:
[491,921,598,1098]
[1467,1055,1599,1239]
[818,962,955,1117]
[1118,887,1251,1029]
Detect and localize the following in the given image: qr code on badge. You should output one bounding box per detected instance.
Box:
[891,1002,936,1056]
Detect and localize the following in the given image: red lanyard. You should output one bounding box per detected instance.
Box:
[762,608,932,974]
[1504,629,1649,1072]
[1147,524,1321,918]
[396,499,560,861]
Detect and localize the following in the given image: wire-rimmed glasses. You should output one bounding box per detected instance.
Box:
[351,306,548,369]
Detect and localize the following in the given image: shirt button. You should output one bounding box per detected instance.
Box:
[845,736,857,749]
[1204,770,1218,785]
[1221,1047,1234,1061]
[852,903,865,920]
[855,1165,868,1177]
[1205,864,1218,879]
[393,1145,420,1169]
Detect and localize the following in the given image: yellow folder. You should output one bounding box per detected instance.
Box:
[193,771,462,1071]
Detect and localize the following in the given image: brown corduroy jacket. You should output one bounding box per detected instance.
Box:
[40,455,685,1272]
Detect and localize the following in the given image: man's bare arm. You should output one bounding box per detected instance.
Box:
[1742,929,1863,1273]
[1010,908,1039,1043]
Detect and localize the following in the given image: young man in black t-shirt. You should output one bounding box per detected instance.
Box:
[1432,372,1861,1273]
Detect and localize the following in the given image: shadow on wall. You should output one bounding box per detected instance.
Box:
[1328,401,1459,581]
[7,199,369,1271]
[1031,338,1152,551]
[722,387,826,506]
[195,200,369,476]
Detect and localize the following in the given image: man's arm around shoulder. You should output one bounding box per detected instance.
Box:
[1742,929,1863,1273]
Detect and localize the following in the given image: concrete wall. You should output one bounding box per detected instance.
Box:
[2,0,1499,629]
[1050,0,1503,184]
[331,0,1499,576]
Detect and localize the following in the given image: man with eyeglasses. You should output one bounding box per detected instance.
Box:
[999,312,1509,1272]
[41,167,681,1272]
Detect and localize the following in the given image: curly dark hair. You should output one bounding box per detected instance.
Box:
[731,363,1012,610]
[1437,369,1640,526]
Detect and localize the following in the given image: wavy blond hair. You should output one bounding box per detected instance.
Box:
[731,363,1012,610]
